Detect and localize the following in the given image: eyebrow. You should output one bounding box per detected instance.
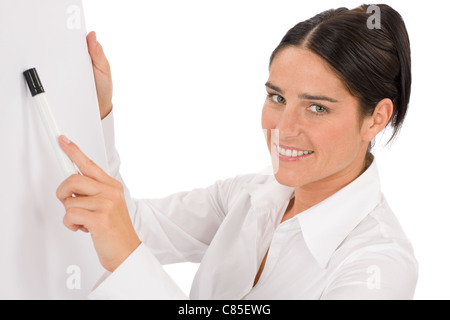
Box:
[265,81,340,103]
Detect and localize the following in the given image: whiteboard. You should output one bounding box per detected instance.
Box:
[0,0,107,299]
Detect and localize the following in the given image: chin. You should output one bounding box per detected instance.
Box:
[273,169,308,188]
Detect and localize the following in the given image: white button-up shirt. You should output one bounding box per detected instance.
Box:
[89,113,418,300]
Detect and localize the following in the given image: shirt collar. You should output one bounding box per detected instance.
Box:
[245,157,382,269]
[296,158,382,268]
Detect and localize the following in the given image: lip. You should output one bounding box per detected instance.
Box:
[273,143,314,162]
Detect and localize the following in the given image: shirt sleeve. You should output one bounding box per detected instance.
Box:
[88,243,188,300]
[320,246,419,300]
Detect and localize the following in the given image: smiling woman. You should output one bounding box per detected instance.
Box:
[57,3,418,300]
[257,4,415,287]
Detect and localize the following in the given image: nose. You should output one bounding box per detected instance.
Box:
[276,104,304,139]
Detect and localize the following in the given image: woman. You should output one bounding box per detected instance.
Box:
[56,4,418,299]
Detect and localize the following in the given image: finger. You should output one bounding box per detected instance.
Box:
[86,31,111,75]
[56,174,104,201]
[86,31,97,54]
[58,135,112,185]
[63,207,91,232]
[62,194,99,212]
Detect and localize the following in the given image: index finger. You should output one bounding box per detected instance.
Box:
[58,135,113,186]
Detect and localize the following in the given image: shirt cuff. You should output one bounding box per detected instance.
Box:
[88,243,189,300]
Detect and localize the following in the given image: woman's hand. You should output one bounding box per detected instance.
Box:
[87,31,113,120]
[56,135,141,272]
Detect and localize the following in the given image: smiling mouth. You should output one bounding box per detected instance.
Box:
[274,143,314,160]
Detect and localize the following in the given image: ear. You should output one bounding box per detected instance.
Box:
[361,98,394,142]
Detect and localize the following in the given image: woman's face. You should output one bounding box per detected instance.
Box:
[262,46,372,189]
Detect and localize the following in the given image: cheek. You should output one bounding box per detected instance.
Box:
[313,118,363,160]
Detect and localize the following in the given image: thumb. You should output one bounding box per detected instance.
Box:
[87,31,110,75]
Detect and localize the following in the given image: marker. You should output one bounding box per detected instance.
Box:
[23,68,79,178]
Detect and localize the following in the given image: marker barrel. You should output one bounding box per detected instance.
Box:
[33,93,79,178]
[24,68,78,178]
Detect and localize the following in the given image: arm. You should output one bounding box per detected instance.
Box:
[57,122,234,299]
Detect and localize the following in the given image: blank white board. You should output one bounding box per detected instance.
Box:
[0,0,108,299]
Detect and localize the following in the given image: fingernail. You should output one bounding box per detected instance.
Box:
[61,135,71,145]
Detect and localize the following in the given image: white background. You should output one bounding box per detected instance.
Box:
[83,0,450,299]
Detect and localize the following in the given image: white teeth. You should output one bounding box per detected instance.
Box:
[276,145,313,157]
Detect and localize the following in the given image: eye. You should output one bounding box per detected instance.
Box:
[308,104,327,114]
[267,94,286,104]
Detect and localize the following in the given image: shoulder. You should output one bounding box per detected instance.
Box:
[346,194,416,255]
[324,195,419,299]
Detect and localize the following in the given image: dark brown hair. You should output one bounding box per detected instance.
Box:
[269,4,411,144]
